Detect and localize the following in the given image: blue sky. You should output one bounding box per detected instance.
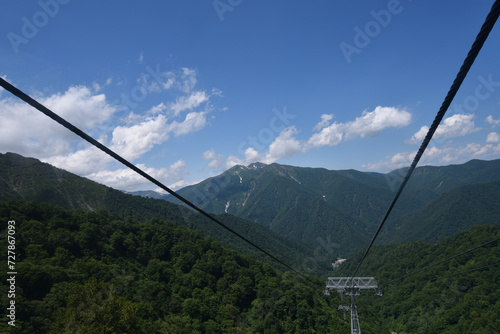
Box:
[1,0,500,192]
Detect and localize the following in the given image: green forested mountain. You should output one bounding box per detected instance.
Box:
[3,152,500,259]
[0,153,328,274]
[380,180,500,244]
[1,152,500,333]
[1,200,497,333]
[336,225,500,333]
[166,159,500,254]
[0,152,107,209]
[0,200,347,333]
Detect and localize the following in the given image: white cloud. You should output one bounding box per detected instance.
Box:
[487,132,500,143]
[346,106,411,138]
[366,142,500,171]
[486,115,500,127]
[203,149,224,169]
[147,102,168,115]
[44,145,112,176]
[409,114,479,143]
[244,147,262,163]
[92,78,113,93]
[313,114,334,131]
[87,160,187,191]
[44,86,115,130]
[111,115,169,161]
[263,126,303,163]
[168,180,192,191]
[179,68,197,93]
[167,111,208,137]
[0,85,116,159]
[221,106,411,169]
[308,106,410,148]
[138,52,144,64]
[1,66,223,192]
[169,91,209,116]
[226,155,244,168]
[308,122,344,148]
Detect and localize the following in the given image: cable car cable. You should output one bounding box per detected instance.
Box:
[350,0,500,280]
[0,76,307,280]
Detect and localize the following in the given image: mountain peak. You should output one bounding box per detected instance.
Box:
[247,162,267,169]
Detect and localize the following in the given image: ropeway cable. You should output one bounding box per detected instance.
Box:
[0,76,307,279]
[350,0,500,280]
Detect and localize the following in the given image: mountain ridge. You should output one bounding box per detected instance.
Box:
[2,151,500,258]
[164,158,500,254]
[0,152,329,274]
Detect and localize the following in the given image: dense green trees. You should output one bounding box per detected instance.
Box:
[0,200,346,333]
[336,225,500,333]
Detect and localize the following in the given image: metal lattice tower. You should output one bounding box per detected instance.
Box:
[325,277,382,334]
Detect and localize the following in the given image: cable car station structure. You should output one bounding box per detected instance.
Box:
[325,277,382,334]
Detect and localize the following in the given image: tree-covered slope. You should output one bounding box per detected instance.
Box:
[336,225,500,333]
[0,152,107,210]
[380,180,500,244]
[166,159,500,256]
[0,152,327,275]
[0,200,347,333]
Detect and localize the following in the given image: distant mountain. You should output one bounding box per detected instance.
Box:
[165,159,500,253]
[0,152,327,273]
[380,180,500,243]
[0,152,107,209]
[3,152,499,259]
[126,190,165,199]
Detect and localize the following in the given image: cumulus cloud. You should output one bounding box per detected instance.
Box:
[244,147,262,163]
[169,91,209,116]
[308,106,411,148]
[366,142,500,171]
[225,155,245,169]
[111,115,169,161]
[308,123,344,148]
[221,106,411,169]
[0,85,116,159]
[167,111,208,137]
[263,127,303,163]
[486,115,500,127]
[487,132,500,143]
[313,114,334,131]
[87,160,187,192]
[409,114,479,143]
[203,149,224,169]
[345,106,411,138]
[44,146,112,176]
[223,127,302,168]
[1,65,221,191]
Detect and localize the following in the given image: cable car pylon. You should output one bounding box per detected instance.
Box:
[325,277,382,334]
